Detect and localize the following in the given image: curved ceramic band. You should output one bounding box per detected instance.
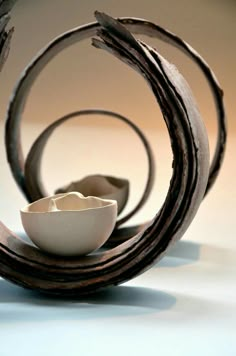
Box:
[0,10,226,295]
[5,17,226,201]
[24,109,155,227]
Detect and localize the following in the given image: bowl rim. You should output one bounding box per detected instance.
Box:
[21,192,117,214]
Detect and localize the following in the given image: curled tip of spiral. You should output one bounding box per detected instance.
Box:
[94,11,114,26]
[94,10,140,54]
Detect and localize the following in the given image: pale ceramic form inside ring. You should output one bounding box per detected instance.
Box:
[20,192,117,256]
[55,175,129,215]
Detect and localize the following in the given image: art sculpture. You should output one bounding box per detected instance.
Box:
[0,1,226,295]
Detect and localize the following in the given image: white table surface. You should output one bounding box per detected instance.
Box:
[0,123,235,356]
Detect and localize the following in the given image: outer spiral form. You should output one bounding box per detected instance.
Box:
[0,5,227,295]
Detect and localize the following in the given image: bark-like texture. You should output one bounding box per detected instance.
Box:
[0,7,227,295]
[0,0,16,71]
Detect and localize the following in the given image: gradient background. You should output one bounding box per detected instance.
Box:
[0,0,235,225]
[0,0,235,130]
[0,3,236,354]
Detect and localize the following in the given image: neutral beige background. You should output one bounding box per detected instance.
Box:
[0,0,234,228]
[0,4,236,352]
[0,0,235,134]
[0,0,235,217]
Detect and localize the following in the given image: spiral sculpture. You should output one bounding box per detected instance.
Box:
[0,2,226,295]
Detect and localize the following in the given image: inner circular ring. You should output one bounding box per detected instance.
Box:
[24,108,155,227]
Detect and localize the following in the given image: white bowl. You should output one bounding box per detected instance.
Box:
[20,192,117,256]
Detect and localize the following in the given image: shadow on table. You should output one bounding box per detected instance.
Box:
[155,240,201,268]
[1,239,234,322]
[0,279,176,322]
[156,239,236,268]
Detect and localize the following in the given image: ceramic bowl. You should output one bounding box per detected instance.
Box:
[55,175,129,215]
[20,192,117,256]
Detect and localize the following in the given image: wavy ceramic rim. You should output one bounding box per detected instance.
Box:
[21,193,117,213]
